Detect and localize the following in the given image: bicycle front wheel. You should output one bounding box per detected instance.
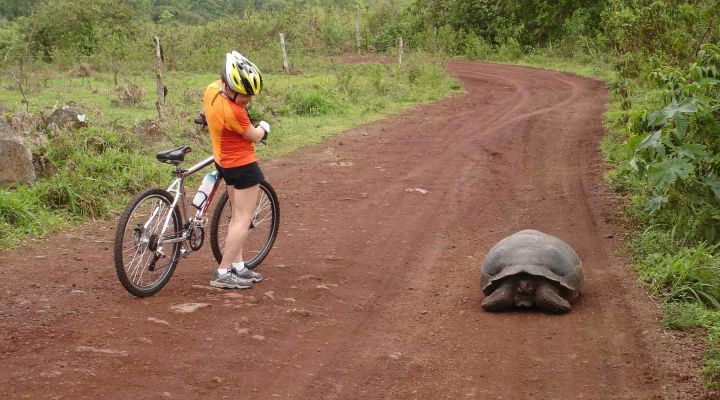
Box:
[210,181,280,269]
[114,188,182,297]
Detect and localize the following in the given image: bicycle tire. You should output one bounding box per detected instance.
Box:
[114,188,182,297]
[209,181,280,270]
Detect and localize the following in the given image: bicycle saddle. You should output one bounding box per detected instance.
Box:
[156,145,192,163]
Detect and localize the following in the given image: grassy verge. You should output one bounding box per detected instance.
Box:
[600,66,720,386]
[501,52,616,81]
[0,54,462,248]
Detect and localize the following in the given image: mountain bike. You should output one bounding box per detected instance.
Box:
[113,145,280,297]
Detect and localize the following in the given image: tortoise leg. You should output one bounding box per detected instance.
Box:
[481,280,514,312]
[535,280,571,314]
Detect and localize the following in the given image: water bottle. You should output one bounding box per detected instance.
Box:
[192,171,217,209]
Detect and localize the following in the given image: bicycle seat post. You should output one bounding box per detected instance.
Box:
[173,162,184,177]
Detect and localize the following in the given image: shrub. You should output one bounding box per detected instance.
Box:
[462,33,493,60]
[624,44,720,241]
[280,91,334,117]
[113,83,146,106]
[496,38,524,60]
[417,25,459,55]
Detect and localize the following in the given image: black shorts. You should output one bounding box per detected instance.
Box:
[215,161,265,190]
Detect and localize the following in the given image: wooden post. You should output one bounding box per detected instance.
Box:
[9,70,29,112]
[355,5,361,54]
[153,36,166,121]
[279,33,290,73]
[398,37,404,66]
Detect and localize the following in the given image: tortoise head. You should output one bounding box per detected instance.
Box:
[513,275,538,307]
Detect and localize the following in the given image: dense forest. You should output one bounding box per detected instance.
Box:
[1,0,720,387]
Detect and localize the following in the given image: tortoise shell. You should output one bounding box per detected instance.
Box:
[480,229,584,296]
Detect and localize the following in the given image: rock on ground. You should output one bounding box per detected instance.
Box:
[170,303,211,313]
[45,106,88,133]
[0,119,35,186]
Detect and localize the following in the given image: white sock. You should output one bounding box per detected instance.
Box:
[217,268,230,275]
[231,261,245,271]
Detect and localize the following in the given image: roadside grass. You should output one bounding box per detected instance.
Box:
[0,54,461,248]
[664,302,720,383]
[451,46,617,81]
[601,73,720,386]
[507,53,616,81]
[627,226,720,384]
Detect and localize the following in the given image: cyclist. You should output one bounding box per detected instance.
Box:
[203,51,270,289]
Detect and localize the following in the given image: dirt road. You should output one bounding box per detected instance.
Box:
[1,61,717,400]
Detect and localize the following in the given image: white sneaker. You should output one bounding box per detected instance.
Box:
[231,266,263,283]
[210,270,253,289]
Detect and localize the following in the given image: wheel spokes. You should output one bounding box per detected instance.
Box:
[121,195,177,289]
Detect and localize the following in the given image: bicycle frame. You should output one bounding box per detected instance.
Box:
[155,155,221,247]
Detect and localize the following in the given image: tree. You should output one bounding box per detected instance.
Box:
[27,0,139,60]
[0,0,38,21]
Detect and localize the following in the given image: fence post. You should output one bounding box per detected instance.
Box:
[355,5,361,54]
[153,36,166,121]
[398,37,404,66]
[279,33,290,73]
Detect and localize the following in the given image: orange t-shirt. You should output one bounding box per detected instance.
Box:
[202,80,256,168]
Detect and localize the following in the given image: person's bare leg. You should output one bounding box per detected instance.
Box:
[219,184,260,270]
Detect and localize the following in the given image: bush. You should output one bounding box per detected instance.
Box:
[496,38,523,60]
[462,32,493,60]
[624,44,720,241]
[416,25,459,56]
[602,0,720,66]
[280,91,334,116]
[113,83,147,106]
[560,8,604,58]
[604,39,720,387]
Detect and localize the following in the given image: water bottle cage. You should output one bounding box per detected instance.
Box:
[192,192,209,209]
[192,171,217,209]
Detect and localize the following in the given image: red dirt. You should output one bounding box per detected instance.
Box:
[1,61,718,399]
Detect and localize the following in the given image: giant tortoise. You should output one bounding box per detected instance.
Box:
[480,229,584,313]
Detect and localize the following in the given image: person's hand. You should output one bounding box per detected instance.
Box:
[258,121,270,142]
[258,121,270,133]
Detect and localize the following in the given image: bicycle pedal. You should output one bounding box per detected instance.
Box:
[180,247,190,257]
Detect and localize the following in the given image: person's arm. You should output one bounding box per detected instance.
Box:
[242,124,266,143]
[226,103,266,143]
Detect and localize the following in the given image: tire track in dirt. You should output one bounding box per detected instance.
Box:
[266,63,651,400]
[0,61,716,400]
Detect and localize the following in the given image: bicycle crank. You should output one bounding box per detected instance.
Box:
[189,226,204,251]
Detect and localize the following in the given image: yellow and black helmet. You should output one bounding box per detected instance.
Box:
[221,51,263,95]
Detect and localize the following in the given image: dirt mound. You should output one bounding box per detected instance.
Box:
[133,119,170,143]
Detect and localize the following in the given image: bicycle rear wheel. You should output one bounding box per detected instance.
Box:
[114,188,182,297]
[210,181,280,269]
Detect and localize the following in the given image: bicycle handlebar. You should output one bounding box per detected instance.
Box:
[194,112,208,126]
